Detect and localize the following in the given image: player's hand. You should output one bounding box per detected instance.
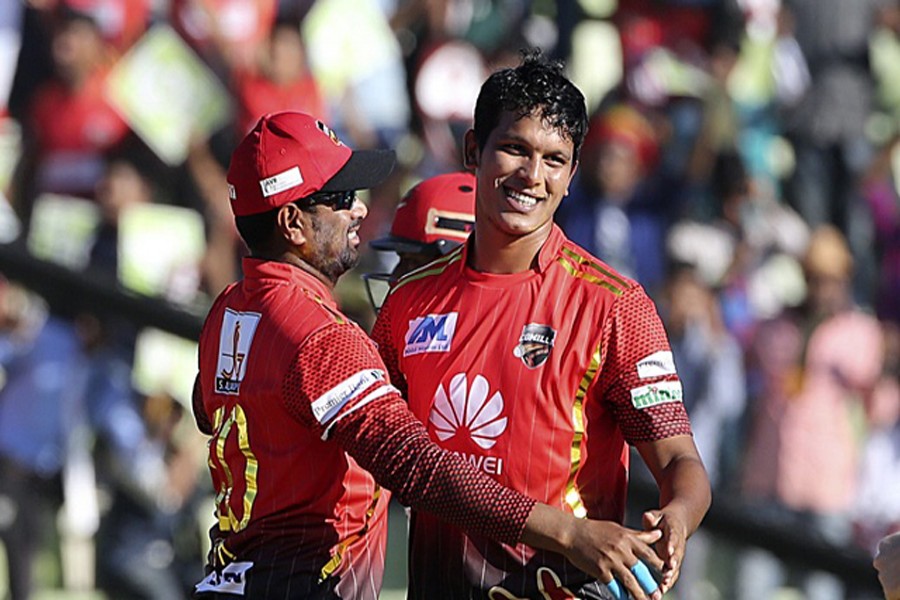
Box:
[642,508,689,593]
[563,518,664,600]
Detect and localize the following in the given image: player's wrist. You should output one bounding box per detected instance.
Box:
[520,503,577,556]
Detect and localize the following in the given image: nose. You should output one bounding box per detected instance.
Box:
[351,196,368,220]
[519,155,543,185]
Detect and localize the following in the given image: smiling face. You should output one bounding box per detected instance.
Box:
[466,110,577,243]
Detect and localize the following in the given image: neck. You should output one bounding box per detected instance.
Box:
[252,250,336,290]
[469,223,552,274]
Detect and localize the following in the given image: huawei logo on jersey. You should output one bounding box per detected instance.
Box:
[430,373,508,449]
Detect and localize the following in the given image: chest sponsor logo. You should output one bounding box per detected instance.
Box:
[513,323,556,368]
[636,350,677,379]
[194,561,253,595]
[404,312,458,356]
[430,373,507,473]
[215,309,262,395]
[630,381,683,409]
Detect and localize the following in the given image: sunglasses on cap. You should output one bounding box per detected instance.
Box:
[297,190,357,211]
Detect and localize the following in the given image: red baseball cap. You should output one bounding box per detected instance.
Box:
[370,171,476,255]
[227,111,396,216]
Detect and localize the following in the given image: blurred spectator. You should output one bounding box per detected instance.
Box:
[778,0,891,307]
[660,262,747,600]
[662,263,747,492]
[738,225,885,600]
[94,392,206,600]
[14,4,131,227]
[169,0,278,74]
[852,320,900,552]
[860,135,900,325]
[231,14,328,137]
[555,103,673,294]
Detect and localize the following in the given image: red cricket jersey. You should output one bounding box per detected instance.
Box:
[372,225,692,599]
[195,258,392,599]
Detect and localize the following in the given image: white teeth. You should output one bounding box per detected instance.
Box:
[507,189,539,207]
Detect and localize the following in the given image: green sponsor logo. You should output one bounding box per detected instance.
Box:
[630,381,683,409]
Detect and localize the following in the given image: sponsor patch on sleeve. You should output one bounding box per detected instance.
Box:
[630,381,683,409]
[311,369,386,424]
[636,350,677,379]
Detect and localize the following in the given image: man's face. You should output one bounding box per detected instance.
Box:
[302,199,367,284]
[467,110,577,240]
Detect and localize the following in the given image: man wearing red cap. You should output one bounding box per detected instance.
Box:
[372,53,710,600]
[364,171,476,312]
[191,111,662,599]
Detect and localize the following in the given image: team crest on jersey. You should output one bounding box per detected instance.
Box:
[404,312,458,356]
[513,323,556,368]
[215,309,262,395]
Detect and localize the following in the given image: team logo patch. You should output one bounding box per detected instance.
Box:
[194,561,253,595]
[404,312,458,356]
[311,369,386,425]
[630,381,683,409]
[430,373,507,450]
[316,120,343,145]
[215,309,262,395]
[636,350,677,379]
[513,323,556,368]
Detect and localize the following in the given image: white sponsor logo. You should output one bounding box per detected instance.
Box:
[404,312,458,356]
[194,561,253,595]
[636,350,677,379]
[311,369,385,424]
[430,373,507,450]
[259,166,303,198]
[227,183,236,200]
[215,309,262,395]
[630,381,683,409]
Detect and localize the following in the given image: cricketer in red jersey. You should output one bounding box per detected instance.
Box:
[371,53,711,600]
[192,110,666,600]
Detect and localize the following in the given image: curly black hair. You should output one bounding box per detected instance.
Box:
[473,49,588,162]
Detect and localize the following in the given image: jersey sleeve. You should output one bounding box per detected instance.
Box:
[594,285,692,443]
[370,298,408,399]
[281,322,399,437]
[282,321,535,545]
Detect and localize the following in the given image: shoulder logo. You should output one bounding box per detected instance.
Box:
[404,312,458,356]
[430,373,507,449]
[636,351,676,379]
[513,323,556,368]
[215,308,262,395]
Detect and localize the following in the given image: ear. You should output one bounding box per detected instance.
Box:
[276,203,307,246]
[462,129,479,169]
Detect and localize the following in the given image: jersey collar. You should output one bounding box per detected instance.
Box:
[241,257,335,303]
[461,223,566,276]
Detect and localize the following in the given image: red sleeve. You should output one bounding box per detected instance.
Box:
[594,285,692,443]
[192,373,213,435]
[371,298,408,399]
[282,322,534,545]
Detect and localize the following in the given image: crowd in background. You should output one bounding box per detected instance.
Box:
[0,0,897,598]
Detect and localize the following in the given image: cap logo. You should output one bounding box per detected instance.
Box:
[316,120,343,146]
[260,166,303,198]
[227,184,236,200]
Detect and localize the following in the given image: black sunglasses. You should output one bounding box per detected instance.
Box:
[297,190,357,211]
